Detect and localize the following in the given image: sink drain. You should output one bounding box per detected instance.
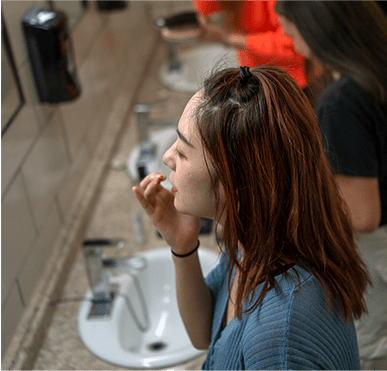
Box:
[147,340,168,352]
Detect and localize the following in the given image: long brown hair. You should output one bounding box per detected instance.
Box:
[195,66,370,321]
[275,1,387,103]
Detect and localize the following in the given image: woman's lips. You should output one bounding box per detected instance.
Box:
[171,187,177,195]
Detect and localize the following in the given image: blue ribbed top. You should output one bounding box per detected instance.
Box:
[202,253,360,370]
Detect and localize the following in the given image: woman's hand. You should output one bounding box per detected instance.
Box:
[197,15,246,49]
[197,15,229,43]
[132,172,201,253]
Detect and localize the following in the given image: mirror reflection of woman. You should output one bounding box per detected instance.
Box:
[133,66,369,369]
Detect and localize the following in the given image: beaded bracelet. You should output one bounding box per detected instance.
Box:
[171,240,200,258]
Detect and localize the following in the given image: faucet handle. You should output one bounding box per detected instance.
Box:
[82,239,125,249]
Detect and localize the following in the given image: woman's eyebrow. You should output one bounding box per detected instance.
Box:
[176,129,194,148]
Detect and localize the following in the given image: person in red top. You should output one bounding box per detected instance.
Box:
[193,0,307,88]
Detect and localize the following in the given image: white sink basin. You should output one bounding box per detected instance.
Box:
[159,43,238,94]
[127,127,177,191]
[77,247,220,369]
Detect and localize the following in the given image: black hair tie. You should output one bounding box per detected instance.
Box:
[171,240,200,258]
[240,66,252,83]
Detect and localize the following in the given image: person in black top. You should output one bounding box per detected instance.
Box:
[275,1,387,368]
[377,0,387,16]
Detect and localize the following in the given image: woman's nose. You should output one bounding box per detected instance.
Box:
[162,144,175,170]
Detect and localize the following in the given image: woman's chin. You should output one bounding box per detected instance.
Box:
[173,197,216,220]
[173,200,190,215]
[173,201,201,218]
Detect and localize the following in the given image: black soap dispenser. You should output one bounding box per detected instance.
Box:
[97,1,129,12]
[22,7,81,103]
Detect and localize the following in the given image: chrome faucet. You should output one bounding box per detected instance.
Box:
[82,238,125,318]
[134,102,166,144]
[82,238,150,330]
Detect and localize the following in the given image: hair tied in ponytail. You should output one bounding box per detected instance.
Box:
[240,66,252,84]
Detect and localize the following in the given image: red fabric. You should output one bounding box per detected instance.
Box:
[193,0,306,88]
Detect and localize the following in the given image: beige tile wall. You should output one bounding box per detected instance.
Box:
[1,0,154,356]
[2,173,38,301]
[22,110,70,228]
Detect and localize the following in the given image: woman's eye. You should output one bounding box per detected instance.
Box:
[175,148,185,159]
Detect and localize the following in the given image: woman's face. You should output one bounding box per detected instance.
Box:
[163,91,224,221]
[278,15,312,59]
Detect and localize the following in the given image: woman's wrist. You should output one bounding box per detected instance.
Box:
[223,33,246,49]
[171,240,200,258]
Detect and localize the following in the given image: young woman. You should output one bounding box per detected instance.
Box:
[133,66,369,369]
[275,2,387,367]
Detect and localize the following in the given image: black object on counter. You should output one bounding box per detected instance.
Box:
[97,1,129,12]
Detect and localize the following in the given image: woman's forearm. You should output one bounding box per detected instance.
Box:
[224,33,246,49]
[172,249,213,350]
[335,175,381,233]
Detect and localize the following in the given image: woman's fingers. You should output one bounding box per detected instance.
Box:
[133,172,171,217]
[143,176,164,205]
[198,15,207,27]
[133,173,201,248]
[139,172,166,192]
[132,186,155,216]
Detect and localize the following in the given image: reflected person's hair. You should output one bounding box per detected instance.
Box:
[275,1,387,103]
[195,66,370,321]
